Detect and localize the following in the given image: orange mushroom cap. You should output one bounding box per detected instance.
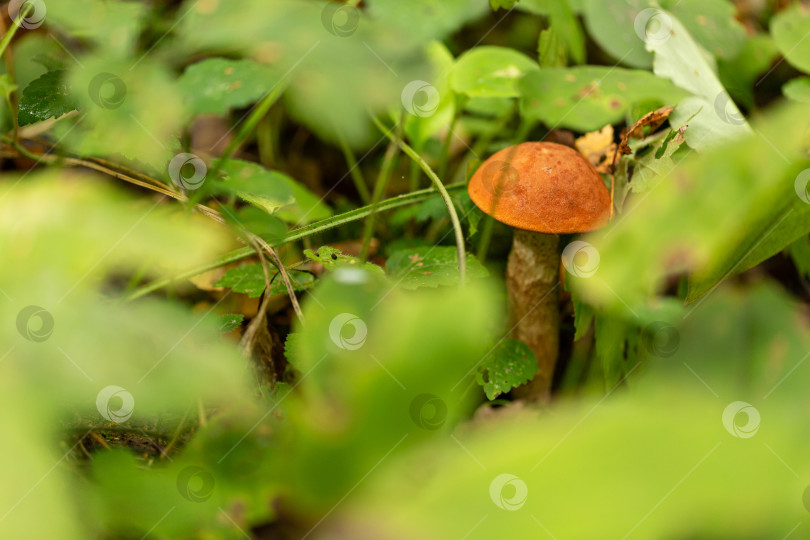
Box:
[467,142,611,234]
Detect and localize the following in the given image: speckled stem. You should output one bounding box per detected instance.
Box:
[507,229,560,402]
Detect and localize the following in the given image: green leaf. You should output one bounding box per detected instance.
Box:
[661,0,745,60]
[31,53,66,72]
[304,246,384,274]
[582,0,654,68]
[450,46,539,98]
[718,35,779,110]
[386,246,488,289]
[537,27,568,67]
[647,10,751,150]
[582,0,746,69]
[475,339,536,399]
[18,70,77,126]
[217,159,295,212]
[771,3,810,74]
[215,263,315,298]
[218,313,244,332]
[628,128,685,193]
[178,58,278,117]
[784,77,810,104]
[519,66,687,132]
[518,0,586,64]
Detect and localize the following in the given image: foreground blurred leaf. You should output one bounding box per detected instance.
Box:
[771,3,810,75]
[320,282,810,539]
[575,102,810,314]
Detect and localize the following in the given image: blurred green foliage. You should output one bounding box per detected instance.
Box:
[1,0,809,538]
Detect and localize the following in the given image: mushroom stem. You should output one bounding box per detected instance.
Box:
[506,229,560,402]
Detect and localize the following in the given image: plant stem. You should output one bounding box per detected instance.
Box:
[212,80,288,176]
[0,3,31,59]
[125,183,466,300]
[360,115,401,260]
[475,215,495,262]
[336,128,371,204]
[371,115,467,285]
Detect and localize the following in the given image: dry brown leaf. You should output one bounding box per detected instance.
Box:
[575,125,616,174]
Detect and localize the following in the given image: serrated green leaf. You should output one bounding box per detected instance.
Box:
[304,246,384,274]
[18,70,77,126]
[475,339,536,399]
[218,313,244,332]
[386,246,488,289]
[519,66,687,132]
[771,3,810,75]
[518,0,586,64]
[217,158,295,211]
[214,263,315,298]
[178,58,279,117]
[450,46,539,98]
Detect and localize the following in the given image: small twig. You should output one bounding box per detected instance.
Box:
[253,235,305,324]
[239,237,278,357]
[161,408,189,459]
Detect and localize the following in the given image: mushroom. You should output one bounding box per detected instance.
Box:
[468,142,611,401]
